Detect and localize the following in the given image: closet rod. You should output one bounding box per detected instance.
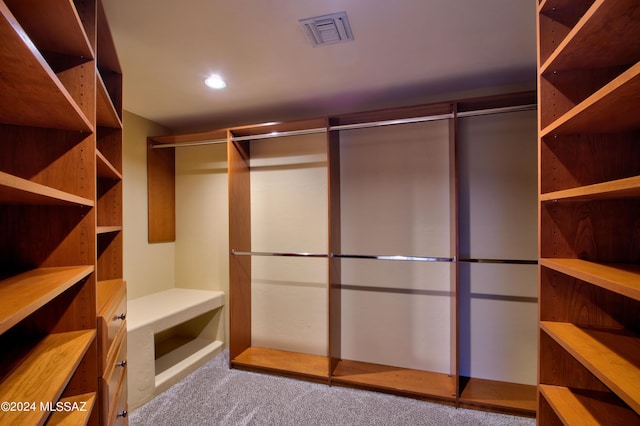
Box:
[333,253,454,262]
[231,249,329,258]
[152,138,227,149]
[459,258,538,265]
[329,113,454,131]
[230,127,327,142]
[456,103,537,118]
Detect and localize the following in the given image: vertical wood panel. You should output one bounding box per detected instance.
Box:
[328,130,341,374]
[147,138,175,242]
[228,138,251,359]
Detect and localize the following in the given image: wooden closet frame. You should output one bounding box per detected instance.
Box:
[150,91,538,416]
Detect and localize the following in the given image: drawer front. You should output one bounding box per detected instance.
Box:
[98,283,127,373]
[113,377,129,426]
[101,330,127,426]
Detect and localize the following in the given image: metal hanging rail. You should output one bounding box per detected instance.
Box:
[328,113,454,131]
[152,138,227,149]
[231,249,329,258]
[151,103,536,149]
[332,253,454,262]
[459,258,538,265]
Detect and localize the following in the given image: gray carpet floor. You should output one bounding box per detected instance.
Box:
[130,351,536,426]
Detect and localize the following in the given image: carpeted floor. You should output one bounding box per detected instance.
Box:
[130,351,536,426]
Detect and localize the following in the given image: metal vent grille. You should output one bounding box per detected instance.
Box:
[299,11,354,46]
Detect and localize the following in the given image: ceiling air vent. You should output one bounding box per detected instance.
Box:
[299,11,354,47]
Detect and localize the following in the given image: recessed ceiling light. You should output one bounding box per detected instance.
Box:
[205,74,227,89]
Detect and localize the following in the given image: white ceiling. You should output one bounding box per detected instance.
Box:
[101,0,537,132]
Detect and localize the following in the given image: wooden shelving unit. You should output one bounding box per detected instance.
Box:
[0,0,124,424]
[537,0,640,423]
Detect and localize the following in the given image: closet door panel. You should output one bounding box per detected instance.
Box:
[249,134,328,355]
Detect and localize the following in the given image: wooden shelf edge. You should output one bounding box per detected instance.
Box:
[0,266,95,334]
[45,392,97,426]
[540,384,640,425]
[539,258,640,301]
[96,225,122,235]
[540,175,640,202]
[540,321,640,413]
[0,171,94,207]
[0,330,96,425]
[231,347,329,381]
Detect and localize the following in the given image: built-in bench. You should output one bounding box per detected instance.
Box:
[127,288,225,410]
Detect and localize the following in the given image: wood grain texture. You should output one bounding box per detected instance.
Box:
[232,347,328,380]
[541,321,640,412]
[540,384,639,425]
[228,138,251,359]
[0,330,95,425]
[459,377,537,416]
[332,359,456,401]
[46,392,97,426]
[147,138,175,242]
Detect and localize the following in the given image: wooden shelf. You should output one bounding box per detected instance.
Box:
[232,347,329,380]
[0,171,95,207]
[539,258,640,301]
[96,150,122,180]
[97,226,123,235]
[541,61,640,136]
[3,0,93,59]
[540,0,640,73]
[459,377,537,416]
[96,74,122,129]
[97,279,126,317]
[0,266,95,334]
[331,359,456,401]
[540,175,640,201]
[0,3,92,131]
[45,392,97,426]
[540,384,639,425]
[541,321,640,413]
[0,330,95,425]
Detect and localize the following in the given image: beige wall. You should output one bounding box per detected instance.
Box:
[123,110,174,300]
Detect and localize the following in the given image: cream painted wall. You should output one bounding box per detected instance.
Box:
[122,110,174,300]
[174,143,229,342]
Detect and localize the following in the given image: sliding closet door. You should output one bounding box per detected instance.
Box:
[331,118,456,400]
[249,133,329,356]
[457,109,538,414]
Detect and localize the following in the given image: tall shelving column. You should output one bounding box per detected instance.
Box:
[95,0,127,423]
[0,0,98,424]
[537,0,640,424]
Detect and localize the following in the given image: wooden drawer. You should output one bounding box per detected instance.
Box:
[98,279,127,374]
[100,327,127,426]
[113,376,129,426]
